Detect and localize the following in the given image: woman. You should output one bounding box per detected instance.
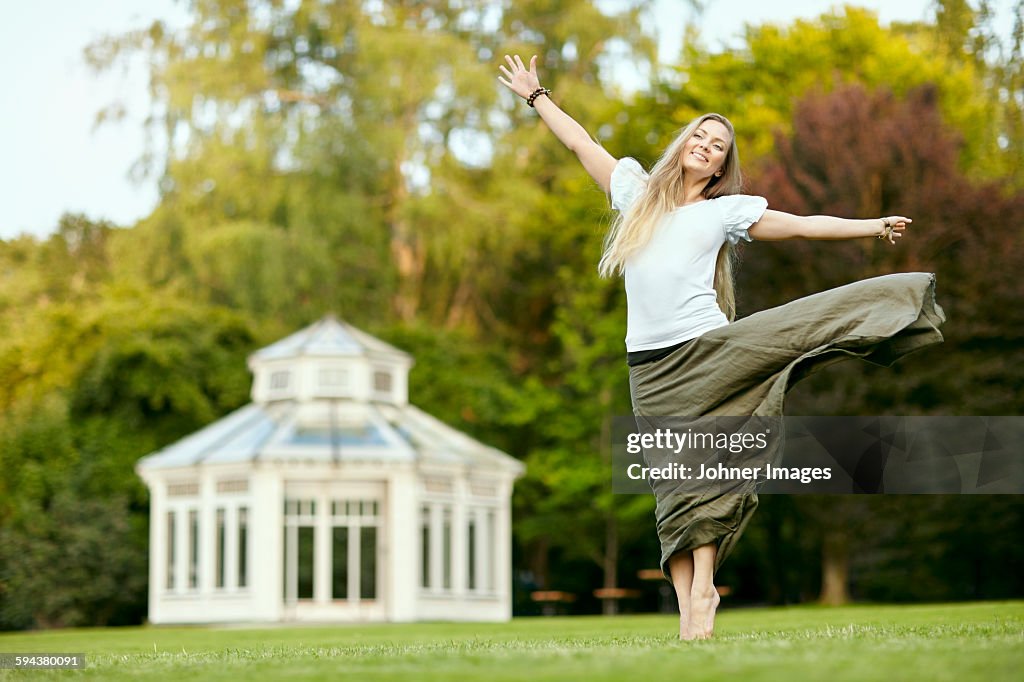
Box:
[498,55,944,640]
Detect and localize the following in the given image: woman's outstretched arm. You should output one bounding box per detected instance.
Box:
[748,209,911,245]
[498,54,618,193]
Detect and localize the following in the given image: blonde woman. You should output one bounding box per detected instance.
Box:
[499,55,944,640]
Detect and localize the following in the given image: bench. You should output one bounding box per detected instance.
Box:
[593,587,642,615]
[530,590,576,616]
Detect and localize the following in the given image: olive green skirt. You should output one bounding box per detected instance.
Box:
[628,272,945,579]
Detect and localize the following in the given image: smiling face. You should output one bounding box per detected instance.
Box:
[681,119,731,181]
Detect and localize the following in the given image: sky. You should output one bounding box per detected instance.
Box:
[0,0,961,240]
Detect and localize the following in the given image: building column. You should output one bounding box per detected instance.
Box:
[387,469,418,621]
[453,477,468,598]
[147,475,165,624]
[250,466,283,621]
[315,482,331,605]
[174,503,188,597]
[497,480,513,621]
[199,469,215,597]
[429,503,442,594]
[472,507,486,595]
[225,505,238,592]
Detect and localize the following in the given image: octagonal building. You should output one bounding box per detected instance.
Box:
[136,316,524,624]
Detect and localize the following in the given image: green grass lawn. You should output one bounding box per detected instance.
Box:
[1,601,1021,681]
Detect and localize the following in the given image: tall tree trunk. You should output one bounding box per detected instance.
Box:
[389,113,425,323]
[602,512,619,615]
[819,530,851,605]
[444,274,474,330]
[529,537,550,589]
[390,228,424,322]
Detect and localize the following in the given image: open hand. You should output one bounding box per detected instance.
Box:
[498,54,541,100]
[881,216,911,244]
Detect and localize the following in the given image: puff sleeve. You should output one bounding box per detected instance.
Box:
[609,157,648,212]
[716,194,768,245]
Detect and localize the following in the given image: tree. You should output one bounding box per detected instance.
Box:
[741,82,1024,604]
[928,0,1024,185]
[0,295,261,629]
[84,0,654,329]
[609,6,1001,186]
[748,81,1024,414]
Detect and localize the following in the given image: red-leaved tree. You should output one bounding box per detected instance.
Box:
[736,83,1024,605]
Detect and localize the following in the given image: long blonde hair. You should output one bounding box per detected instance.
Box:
[599,113,745,320]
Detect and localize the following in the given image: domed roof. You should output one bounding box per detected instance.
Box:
[137,316,521,475]
[248,315,411,364]
[136,400,520,473]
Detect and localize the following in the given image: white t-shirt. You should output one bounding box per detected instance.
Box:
[610,157,768,352]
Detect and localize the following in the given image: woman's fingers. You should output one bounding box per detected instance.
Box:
[499,56,524,93]
[499,54,540,95]
[881,216,912,244]
[502,53,539,75]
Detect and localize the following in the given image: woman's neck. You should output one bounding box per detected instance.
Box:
[681,174,711,205]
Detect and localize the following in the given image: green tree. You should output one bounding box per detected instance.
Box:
[928,0,1024,184]
[85,1,653,330]
[608,6,1003,183]
[0,295,260,629]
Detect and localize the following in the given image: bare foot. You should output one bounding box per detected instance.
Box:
[687,586,720,640]
[678,602,691,640]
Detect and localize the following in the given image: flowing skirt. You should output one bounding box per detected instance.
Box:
[628,272,946,578]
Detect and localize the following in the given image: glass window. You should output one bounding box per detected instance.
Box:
[166,511,175,590]
[287,498,316,517]
[467,515,477,591]
[238,507,248,589]
[188,510,199,589]
[216,479,248,493]
[442,508,452,590]
[332,527,348,600]
[420,505,430,589]
[270,370,290,390]
[373,370,392,392]
[282,524,289,600]
[167,481,198,497]
[216,509,226,589]
[486,510,496,592]
[360,527,377,600]
[298,526,314,600]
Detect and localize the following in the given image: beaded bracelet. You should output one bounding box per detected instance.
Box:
[527,87,552,107]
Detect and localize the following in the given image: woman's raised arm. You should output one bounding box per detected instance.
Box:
[498,54,618,193]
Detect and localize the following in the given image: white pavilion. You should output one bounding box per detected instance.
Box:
[136,316,524,624]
